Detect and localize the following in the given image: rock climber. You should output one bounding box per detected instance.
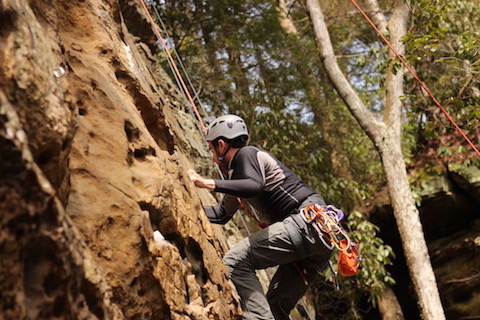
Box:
[188,114,333,320]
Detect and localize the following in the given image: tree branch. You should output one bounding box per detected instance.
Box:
[305,0,384,146]
[276,0,298,34]
[364,0,388,35]
[383,0,409,130]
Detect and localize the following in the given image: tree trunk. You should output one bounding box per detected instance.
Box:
[377,288,405,320]
[364,0,388,35]
[226,45,250,100]
[275,0,298,34]
[305,0,384,144]
[192,0,229,114]
[274,6,357,180]
[379,136,446,320]
[305,0,446,319]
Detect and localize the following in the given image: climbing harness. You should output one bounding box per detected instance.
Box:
[244,200,362,284]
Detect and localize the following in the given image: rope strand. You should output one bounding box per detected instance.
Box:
[152,4,210,118]
[349,0,480,156]
[138,0,207,135]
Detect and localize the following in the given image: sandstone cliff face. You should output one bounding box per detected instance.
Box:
[0,0,241,319]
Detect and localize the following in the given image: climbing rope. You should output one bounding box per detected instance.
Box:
[140,0,478,157]
[137,0,207,135]
[349,0,480,157]
[237,197,269,229]
[151,4,210,119]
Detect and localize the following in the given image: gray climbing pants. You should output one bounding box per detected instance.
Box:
[223,196,333,320]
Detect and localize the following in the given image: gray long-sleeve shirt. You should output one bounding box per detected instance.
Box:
[205,146,321,224]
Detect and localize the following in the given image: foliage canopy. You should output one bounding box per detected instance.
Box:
[156,0,479,317]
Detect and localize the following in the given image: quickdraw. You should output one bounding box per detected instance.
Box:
[300,204,351,251]
[300,204,362,278]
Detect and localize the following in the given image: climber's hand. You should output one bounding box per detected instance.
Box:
[187,169,216,191]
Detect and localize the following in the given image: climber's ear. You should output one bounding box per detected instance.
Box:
[217,139,228,153]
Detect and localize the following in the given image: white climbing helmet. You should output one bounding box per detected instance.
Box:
[205,114,249,142]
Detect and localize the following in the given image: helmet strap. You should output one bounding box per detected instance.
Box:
[213,142,230,178]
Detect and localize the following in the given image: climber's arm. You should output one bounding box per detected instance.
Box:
[204,195,240,225]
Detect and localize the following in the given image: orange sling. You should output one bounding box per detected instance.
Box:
[338,240,360,276]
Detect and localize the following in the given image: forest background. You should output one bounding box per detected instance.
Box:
[154,0,480,319]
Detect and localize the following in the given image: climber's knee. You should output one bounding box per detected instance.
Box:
[223,237,251,275]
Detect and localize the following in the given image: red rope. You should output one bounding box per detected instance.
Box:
[349,0,480,156]
[138,0,207,135]
[237,198,269,229]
